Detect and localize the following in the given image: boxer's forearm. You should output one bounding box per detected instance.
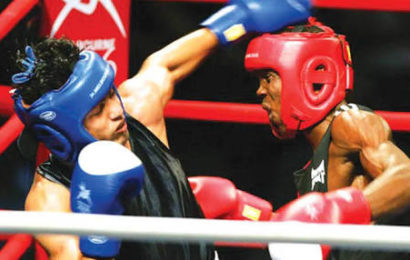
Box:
[363,162,410,220]
[359,137,410,220]
[140,28,218,85]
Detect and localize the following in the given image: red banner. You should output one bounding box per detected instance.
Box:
[40,0,131,85]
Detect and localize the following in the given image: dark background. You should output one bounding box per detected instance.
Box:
[0,1,409,259]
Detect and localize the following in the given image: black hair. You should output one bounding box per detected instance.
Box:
[14,37,80,105]
[283,24,325,33]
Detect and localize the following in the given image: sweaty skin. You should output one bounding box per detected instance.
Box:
[256,69,410,221]
[25,28,219,260]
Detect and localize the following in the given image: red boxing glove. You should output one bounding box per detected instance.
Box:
[189,176,273,248]
[270,187,371,259]
[273,187,371,224]
[188,176,273,221]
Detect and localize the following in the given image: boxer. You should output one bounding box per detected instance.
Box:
[245,18,410,260]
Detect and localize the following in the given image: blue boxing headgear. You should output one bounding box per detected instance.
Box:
[13,50,120,163]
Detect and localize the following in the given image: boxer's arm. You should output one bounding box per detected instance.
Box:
[25,173,96,260]
[332,110,410,220]
[119,0,311,145]
[119,29,218,146]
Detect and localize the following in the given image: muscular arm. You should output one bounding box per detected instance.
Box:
[119,28,219,145]
[25,173,103,260]
[332,110,410,220]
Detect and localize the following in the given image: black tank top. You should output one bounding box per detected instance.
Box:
[38,115,214,260]
[293,104,372,195]
[292,104,409,260]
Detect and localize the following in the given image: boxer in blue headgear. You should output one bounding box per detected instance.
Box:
[13,47,119,163]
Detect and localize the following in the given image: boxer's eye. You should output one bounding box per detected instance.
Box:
[96,101,106,115]
[108,88,115,98]
[265,72,276,83]
[89,99,106,117]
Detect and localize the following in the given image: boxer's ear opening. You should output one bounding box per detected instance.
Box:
[313,64,325,93]
[313,83,323,92]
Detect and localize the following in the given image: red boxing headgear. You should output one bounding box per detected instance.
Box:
[245,19,353,137]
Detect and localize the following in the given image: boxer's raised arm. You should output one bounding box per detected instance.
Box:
[119,0,312,145]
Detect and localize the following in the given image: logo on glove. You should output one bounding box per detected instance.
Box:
[89,235,109,244]
[75,182,93,213]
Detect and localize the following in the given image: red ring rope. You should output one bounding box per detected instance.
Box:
[314,0,410,12]
[0,114,24,155]
[0,86,23,155]
[0,86,23,157]
[155,0,410,12]
[0,86,14,116]
[165,100,268,124]
[164,100,410,132]
[0,0,39,41]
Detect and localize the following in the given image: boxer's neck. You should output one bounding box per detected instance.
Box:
[303,113,334,150]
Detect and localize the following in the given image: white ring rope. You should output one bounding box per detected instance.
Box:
[0,211,409,251]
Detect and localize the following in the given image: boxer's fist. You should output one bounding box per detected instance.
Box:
[272,187,371,224]
[189,176,273,221]
[70,141,145,258]
[270,187,371,259]
[201,0,311,45]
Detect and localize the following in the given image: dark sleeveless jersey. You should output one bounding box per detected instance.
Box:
[38,114,214,260]
[292,104,410,260]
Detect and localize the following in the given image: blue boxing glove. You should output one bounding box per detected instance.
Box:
[70,141,145,258]
[201,0,311,45]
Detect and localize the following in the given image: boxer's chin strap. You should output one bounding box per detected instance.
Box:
[296,119,302,134]
[112,86,126,117]
[16,128,38,162]
[285,120,302,139]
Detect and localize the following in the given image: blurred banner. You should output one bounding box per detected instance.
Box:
[40,0,130,85]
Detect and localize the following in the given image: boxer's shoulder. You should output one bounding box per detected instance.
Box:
[332,109,391,151]
[119,69,168,126]
[25,172,70,212]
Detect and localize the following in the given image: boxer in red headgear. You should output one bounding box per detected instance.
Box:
[245,18,410,260]
[245,18,353,138]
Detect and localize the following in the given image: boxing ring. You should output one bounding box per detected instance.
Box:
[1,0,410,258]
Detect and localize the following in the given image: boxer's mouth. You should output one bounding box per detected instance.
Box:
[115,120,127,133]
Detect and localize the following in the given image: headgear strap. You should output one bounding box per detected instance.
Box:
[12,46,37,84]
